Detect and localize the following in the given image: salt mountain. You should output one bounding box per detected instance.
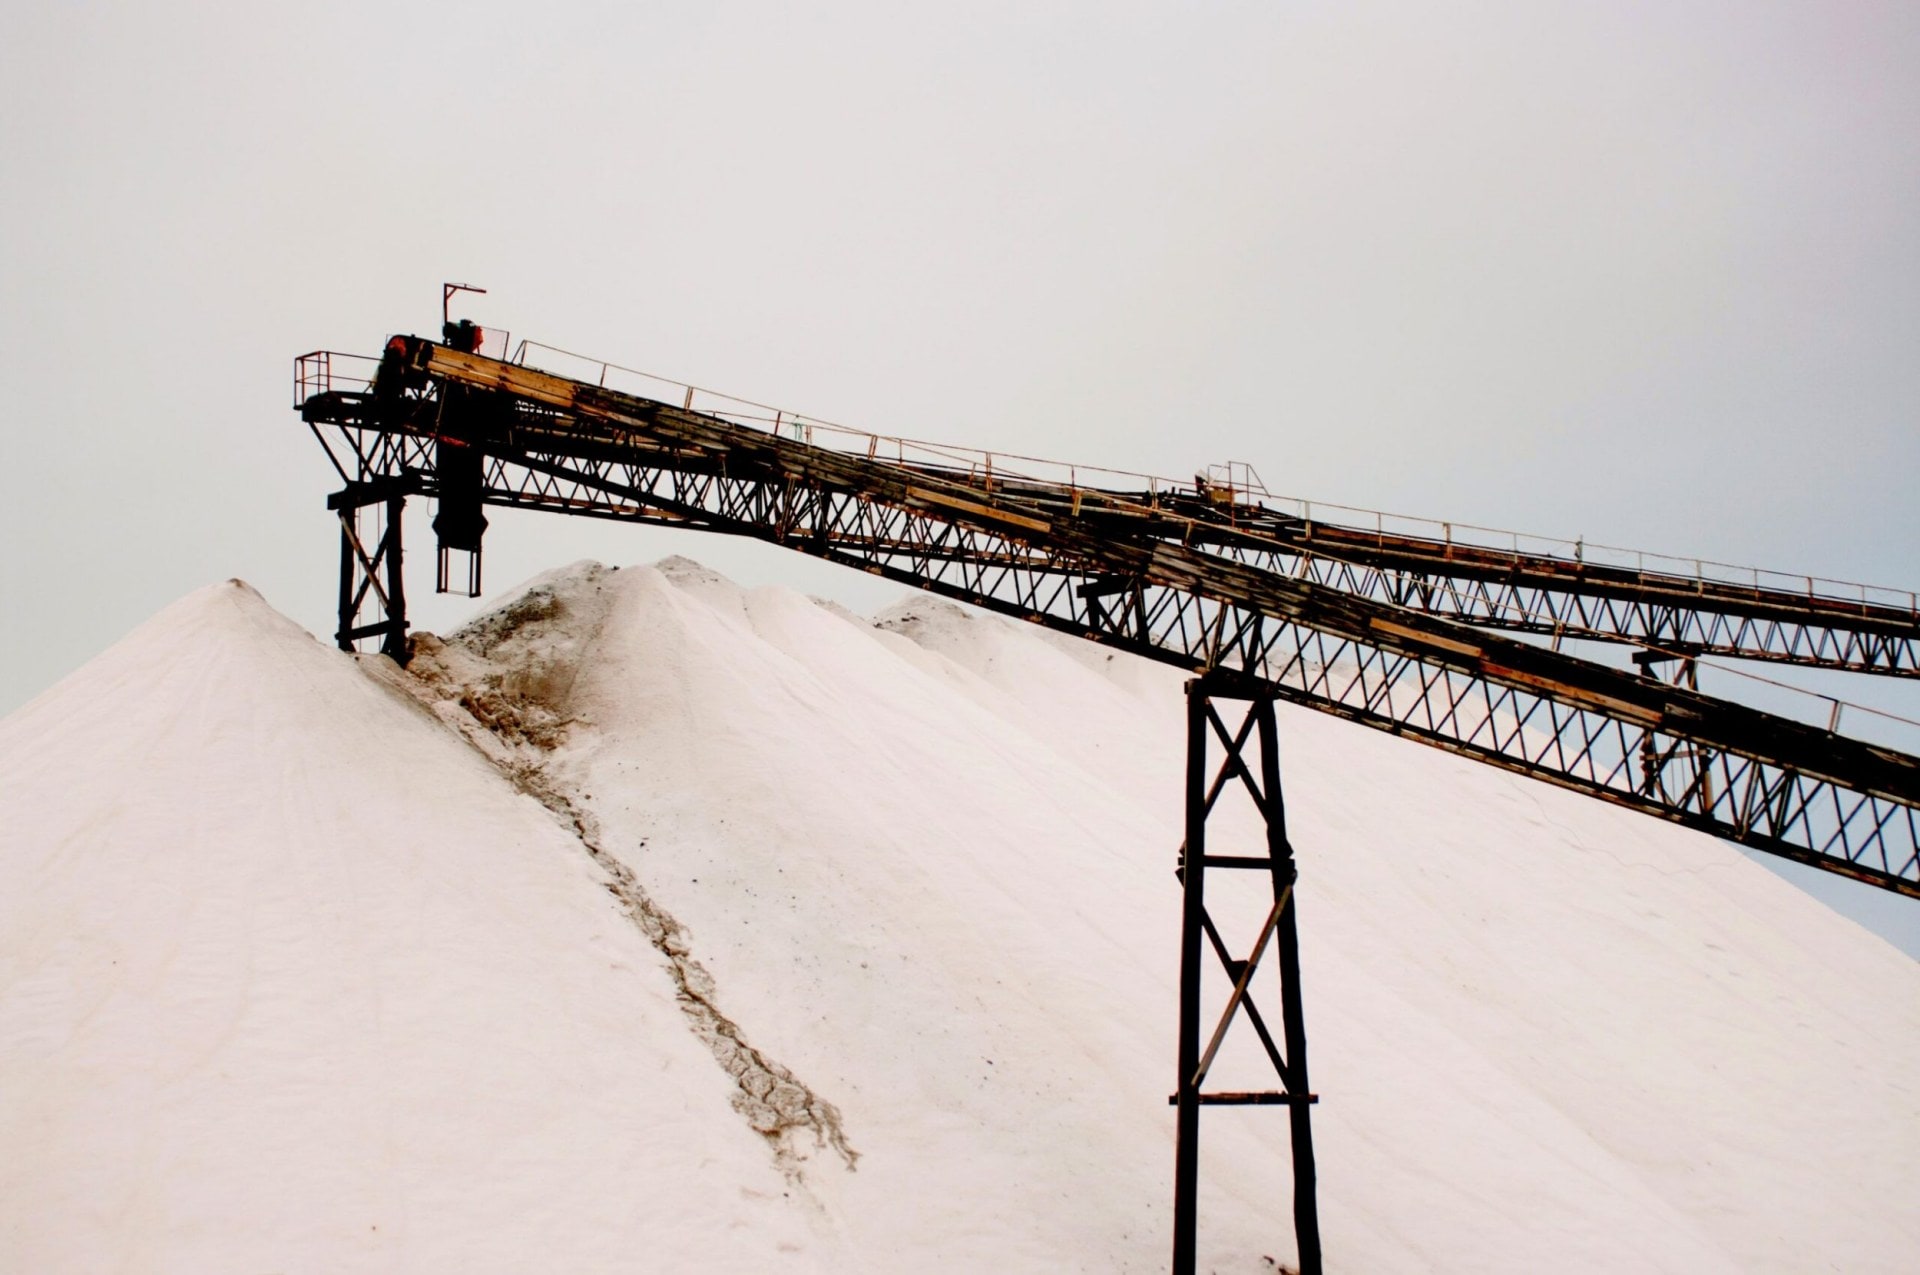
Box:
[2,557,1915,1273]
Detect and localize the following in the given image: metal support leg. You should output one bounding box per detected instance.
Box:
[1171,677,1321,1275]
[1258,698,1321,1270]
[382,493,408,663]
[329,479,412,664]
[336,506,357,653]
[1172,686,1208,1272]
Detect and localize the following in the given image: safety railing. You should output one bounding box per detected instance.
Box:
[509,339,1182,500]
[294,350,383,409]
[1267,498,1918,619]
[508,337,1916,623]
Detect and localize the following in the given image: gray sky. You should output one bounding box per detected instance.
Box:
[4,2,1917,943]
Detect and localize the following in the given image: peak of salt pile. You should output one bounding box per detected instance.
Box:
[0,577,825,1272]
[3,563,1917,1273]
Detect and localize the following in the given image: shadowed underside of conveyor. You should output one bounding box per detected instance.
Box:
[299,339,1920,898]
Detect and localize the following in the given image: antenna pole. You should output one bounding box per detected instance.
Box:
[443,282,487,329]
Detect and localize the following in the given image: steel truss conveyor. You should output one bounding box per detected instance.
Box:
[299,339,1920,900]
[1135,501,1920,679]
[854,464,1920,677]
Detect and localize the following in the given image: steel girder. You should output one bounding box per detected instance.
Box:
[298,347,1920,897]
[855,475,1920,676]
[1198,541,1920,677]
[302,433,1920,897]
[302,369,1920,677]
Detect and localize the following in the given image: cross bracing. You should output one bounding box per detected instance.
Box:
[887,472,1920,677]
[1188,538,1920,678]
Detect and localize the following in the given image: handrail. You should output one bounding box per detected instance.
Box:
[506,337,1916,620]
[294,350,382,408]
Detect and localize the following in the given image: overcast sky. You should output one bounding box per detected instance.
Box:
[3,2,1916,942]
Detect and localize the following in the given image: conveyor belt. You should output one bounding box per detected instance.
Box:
[299,340,1920,896]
